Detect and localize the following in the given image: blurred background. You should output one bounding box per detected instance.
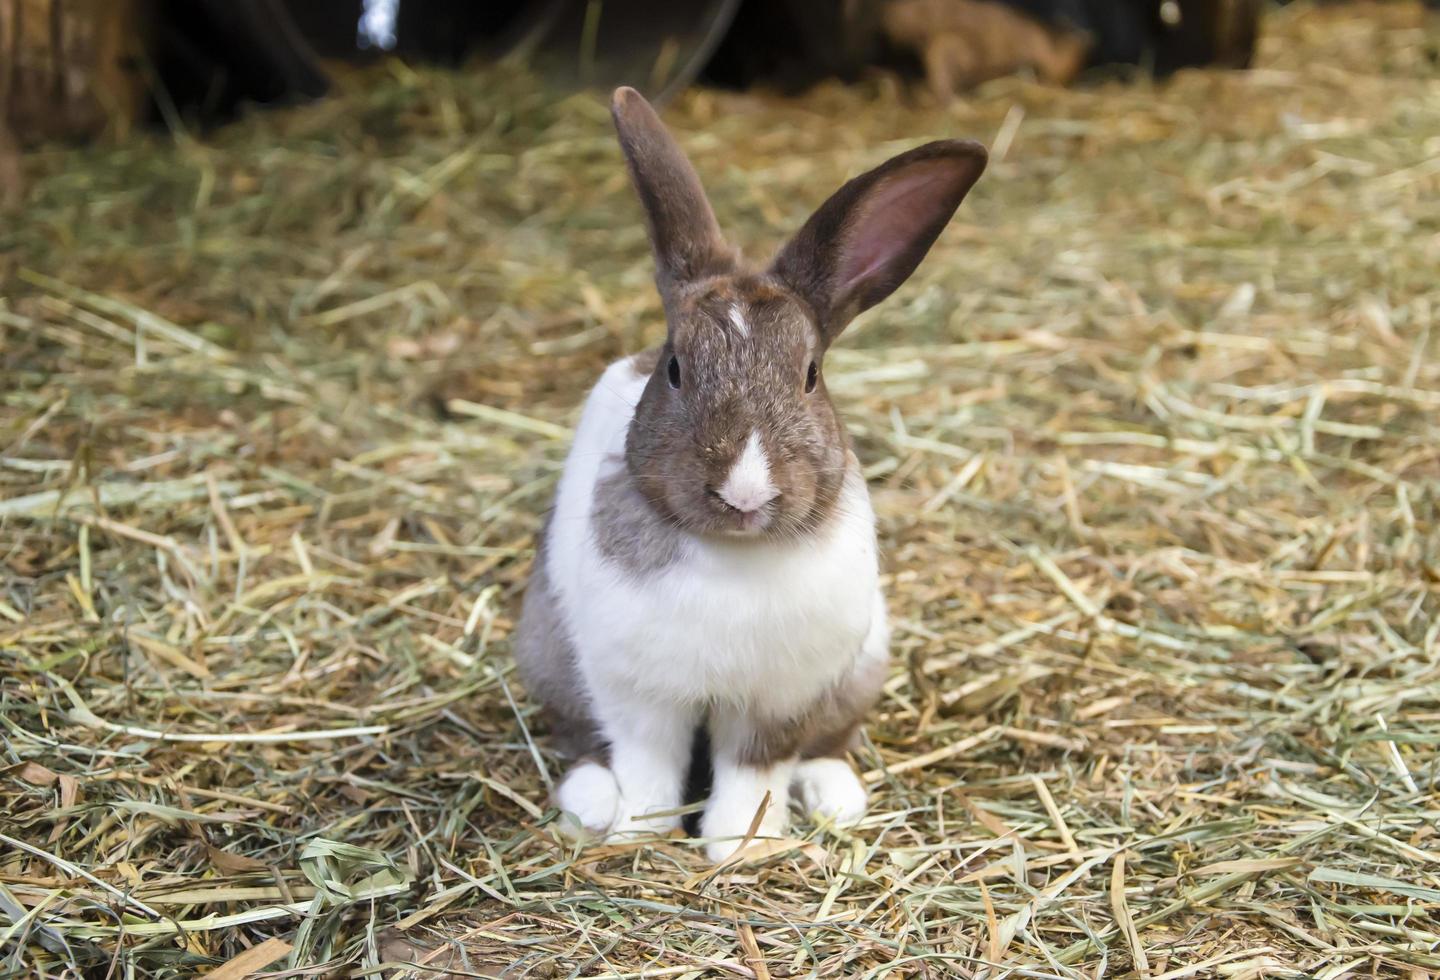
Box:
[1,0,1274,156]
[3,2,1439,978]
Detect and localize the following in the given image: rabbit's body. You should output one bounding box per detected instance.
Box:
[520,353,889,850]
[513,87,986,861]
[551,356,882,714]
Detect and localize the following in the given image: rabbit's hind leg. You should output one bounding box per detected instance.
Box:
[794,592,889,825]
[513,537,616,832]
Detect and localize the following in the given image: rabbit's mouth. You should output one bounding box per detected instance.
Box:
[706,487,777,536]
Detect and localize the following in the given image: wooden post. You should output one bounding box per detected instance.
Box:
[0,0,152,144]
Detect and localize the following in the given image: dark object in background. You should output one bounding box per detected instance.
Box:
[710,0,1262,93]
[281,0,746,104]
[282,0,546,65]
[159,0,1265,116]
[702,0,887,92]
[2,0,1270,151]
[1149,0,1262,75]
[239,0,1261,112]
[500,0,744,104]
[152,0,330,125]
[277,0,1265,103]
[283,0,745,104]
[1002,0,1260,74]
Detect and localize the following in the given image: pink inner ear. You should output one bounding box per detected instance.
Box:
[839,160,961,289]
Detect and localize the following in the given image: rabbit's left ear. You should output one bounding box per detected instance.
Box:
[612,87,733,298]
[770,139,987,345]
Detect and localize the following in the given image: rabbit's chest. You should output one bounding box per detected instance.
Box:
[576,484,882,710]
[650,534,875,699]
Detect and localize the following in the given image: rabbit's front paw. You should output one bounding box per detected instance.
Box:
[795,758,867,825]
[701,764,792,863]
[555,761,621,835]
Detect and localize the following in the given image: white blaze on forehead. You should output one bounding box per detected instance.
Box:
[727,304,750,338]
[718,429,778,513]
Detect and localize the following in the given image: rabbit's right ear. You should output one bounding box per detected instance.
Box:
[612,87,732,297]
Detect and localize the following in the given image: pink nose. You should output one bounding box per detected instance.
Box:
[719,482,779,514]
[715,429,778,514]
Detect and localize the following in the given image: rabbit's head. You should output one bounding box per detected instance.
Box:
[612,87,986,539]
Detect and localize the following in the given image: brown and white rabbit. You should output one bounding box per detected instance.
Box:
[513,87,986,862]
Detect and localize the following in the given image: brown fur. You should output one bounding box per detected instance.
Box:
[511,530,606,761]
[714,635,891,767]
[592,457,686,577]
[610,87,987,543]
[882,0,1093,100]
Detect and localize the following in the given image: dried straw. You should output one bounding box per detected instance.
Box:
[2,3,1438,976]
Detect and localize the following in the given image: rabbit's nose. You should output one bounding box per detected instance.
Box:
[713,429,779,514]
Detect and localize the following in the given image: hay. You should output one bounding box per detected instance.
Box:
[3,3,1439,976]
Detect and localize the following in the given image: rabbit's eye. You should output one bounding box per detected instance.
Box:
[667,355,682,389]
[805,360,818,394]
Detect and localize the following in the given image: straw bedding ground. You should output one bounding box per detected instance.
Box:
[2,3,1439,977]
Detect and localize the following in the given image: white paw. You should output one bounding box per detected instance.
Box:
[555,762,619,835]
[701,789,789,863]
[703,817,786,863]
[794,758,867,825]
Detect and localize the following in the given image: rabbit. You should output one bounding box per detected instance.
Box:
[512,86,987,863]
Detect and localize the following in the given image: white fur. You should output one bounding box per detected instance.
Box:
[555,761,619,834]
[727,304,750,338]
[544,356,885,844]
[605,698,695,837]
[718,429,777,513]
[795,758,868,824]
[702,756,795,862]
